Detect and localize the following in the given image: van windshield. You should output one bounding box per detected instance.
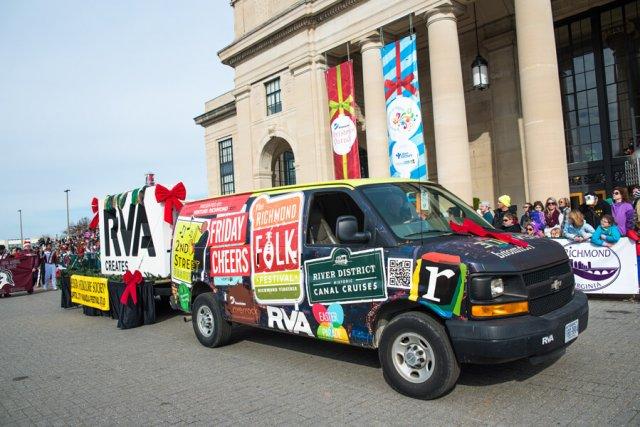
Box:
[360,182,492,240]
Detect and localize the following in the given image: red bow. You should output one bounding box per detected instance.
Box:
[89,197,99,229]
[385,74,416,99]
[120,270,143,305]
[155,182,186,225]
[384,40,417,100]
[449,218,529,248]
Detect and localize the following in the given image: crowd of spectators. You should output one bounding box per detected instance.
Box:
[0,226,100,297]
[479,185,640,248]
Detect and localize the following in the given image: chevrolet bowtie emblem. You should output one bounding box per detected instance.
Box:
[551,279,562,291]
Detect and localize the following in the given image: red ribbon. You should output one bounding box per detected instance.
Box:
[89,197,99,229]
[384,40,417,100]
[120,270,143,305]
[155,182,186,225]
[449,218,529,248]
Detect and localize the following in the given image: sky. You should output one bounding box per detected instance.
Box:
[0,0,234,239]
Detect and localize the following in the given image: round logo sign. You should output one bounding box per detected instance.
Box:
[387,96,422,141]
[391,139,419,177]
[330,115,357,155]
[563,242,621,291]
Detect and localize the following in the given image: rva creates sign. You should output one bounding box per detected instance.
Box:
[70,275,110,311]
[304,247,387,304]
[556,238,638,295]
[250,192,304,305]
[99,186,173,277]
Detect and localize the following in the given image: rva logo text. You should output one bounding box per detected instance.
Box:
[103,204,156,257]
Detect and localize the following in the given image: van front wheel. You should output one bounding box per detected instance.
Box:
[379,312,460,399]
[192,293,231,348]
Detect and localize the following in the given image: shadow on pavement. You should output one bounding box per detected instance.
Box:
[458,357,557,386]
[230,325,381,369]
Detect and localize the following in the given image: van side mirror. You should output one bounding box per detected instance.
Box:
[336,215,370,243]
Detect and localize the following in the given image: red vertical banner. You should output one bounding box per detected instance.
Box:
[326,61,361,179]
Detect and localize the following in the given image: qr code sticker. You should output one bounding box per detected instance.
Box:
[387,258,413,289]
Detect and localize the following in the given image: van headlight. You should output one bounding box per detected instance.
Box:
[470,276,505,300]
[490,278,504,298]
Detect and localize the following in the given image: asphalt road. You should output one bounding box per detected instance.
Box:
[1,290,639,425]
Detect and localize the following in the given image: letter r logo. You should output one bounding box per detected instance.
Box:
[422,267,455,302]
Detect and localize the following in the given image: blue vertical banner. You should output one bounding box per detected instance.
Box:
[381,34,427,179]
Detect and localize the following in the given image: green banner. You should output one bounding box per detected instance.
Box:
[305,248,386,304]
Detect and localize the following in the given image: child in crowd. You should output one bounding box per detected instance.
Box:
[591,214,621,247]
[523,220,544,237]
[500,212,522,233]
[563,210,595,242]
[545,225,562,238]
[531,201,546,231]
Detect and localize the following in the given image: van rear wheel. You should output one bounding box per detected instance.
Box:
[379,311,460,399]
[192,293,231,348]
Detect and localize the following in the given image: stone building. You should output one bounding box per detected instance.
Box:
[195,0,640,209]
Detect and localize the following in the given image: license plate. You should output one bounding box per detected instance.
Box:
[565,319,579,343]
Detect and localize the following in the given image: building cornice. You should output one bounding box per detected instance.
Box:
[219,0,365,68]
[194,101,237,127]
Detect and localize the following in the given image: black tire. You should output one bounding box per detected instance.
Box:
[191,293,232,348]
[379,311,460,399]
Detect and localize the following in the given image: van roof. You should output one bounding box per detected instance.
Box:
[183,177,434,206]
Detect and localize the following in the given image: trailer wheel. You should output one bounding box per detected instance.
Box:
[192,293,231,348]
[379,311,459,399]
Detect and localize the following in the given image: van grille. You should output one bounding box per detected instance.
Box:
[523,263,571,286]
[529,286,574,316]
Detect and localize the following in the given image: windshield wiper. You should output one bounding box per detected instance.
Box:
[403,230,451,238]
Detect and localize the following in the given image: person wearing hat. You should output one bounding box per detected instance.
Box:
[579,192,611,229]
[492,195,517,229]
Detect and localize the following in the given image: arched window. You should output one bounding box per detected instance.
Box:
[273,150,296,187]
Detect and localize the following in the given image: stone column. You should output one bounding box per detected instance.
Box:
[232,85,254,193]
[426,4,473,204]
[515,0,570,201]
[357,32,389,178]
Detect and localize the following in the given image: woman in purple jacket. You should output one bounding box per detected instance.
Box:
[611,186,634,235]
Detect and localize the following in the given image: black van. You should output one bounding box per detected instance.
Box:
[172,179,588,399]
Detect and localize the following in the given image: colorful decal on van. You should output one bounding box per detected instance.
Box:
[312,303,349,344]
[250,192,304,305]
[225,284,260,324]
[266,306,314,336]
[171,219,206,286]
[386,257,413,289]
[409,252,466,318]
[177,283,191,312]
[305,247,387,304]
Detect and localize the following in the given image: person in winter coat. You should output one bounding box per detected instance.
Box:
[610,186,634,235]
[492,195,517,228]
[631,185,640,229]
[563,210,595,242]
[591,214,621,247]
[579,192,611,229]
[523,220,544,237]
[519,202,532,228]
[544,197,563,235]
[558,197,571,231]
[530,201,546,231]
[478,201,494,224]
[500,212,522,233]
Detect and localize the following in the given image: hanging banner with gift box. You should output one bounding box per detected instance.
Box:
[325,60,361,179]
[381,34,427,179]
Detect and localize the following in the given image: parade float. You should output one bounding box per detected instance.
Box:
[60,175,185,328]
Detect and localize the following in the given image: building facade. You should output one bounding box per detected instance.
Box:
[195,0,640,209]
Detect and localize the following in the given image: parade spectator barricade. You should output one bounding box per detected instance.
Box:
[0,255,36,295]
[554,237,639,295]
[61,180,185,329]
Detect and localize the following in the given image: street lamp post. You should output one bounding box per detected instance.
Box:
[18,209,23,246]
[64,189,70,238]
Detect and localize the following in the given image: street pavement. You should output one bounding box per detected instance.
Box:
[0,290,639,426]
